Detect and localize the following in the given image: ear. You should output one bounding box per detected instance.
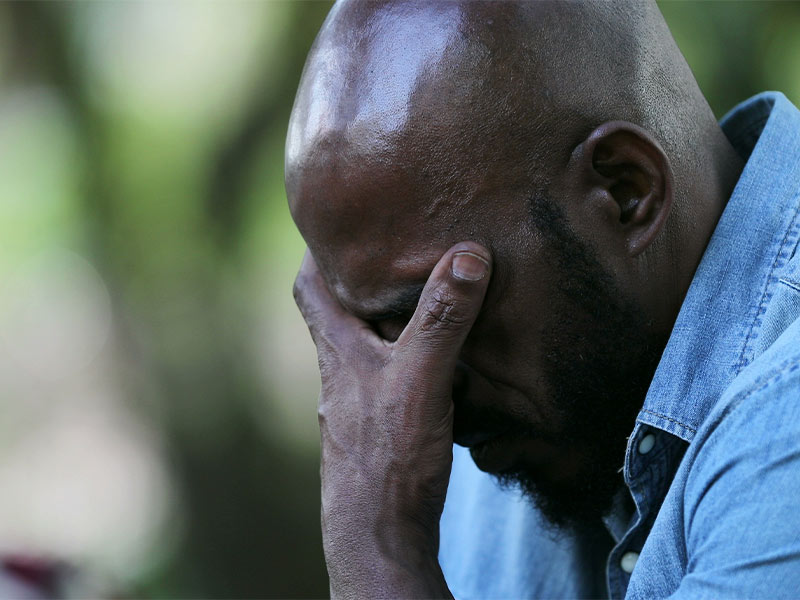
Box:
[570,121,674,257]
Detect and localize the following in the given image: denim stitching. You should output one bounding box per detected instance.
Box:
[736,199,800,373]
[779,278,800,292]
[640,409,697,434]
[713,359,800,434]
[740,357,800,400]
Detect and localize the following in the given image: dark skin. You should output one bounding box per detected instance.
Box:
[287,1,744,597]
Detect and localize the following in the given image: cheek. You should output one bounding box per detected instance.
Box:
[459,283,557,388]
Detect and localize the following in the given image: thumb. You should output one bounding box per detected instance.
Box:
[395,242,492,396]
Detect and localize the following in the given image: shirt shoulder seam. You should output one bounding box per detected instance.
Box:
[735,202,800,372]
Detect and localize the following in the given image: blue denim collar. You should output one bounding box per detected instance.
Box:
[637,91,800,442]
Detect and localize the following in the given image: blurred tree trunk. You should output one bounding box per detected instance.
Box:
[3,2,332,597]
[206,2,334,250]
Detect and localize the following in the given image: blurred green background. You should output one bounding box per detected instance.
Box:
[0,1,798,598]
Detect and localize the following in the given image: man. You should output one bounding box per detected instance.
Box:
[287,0,800,597]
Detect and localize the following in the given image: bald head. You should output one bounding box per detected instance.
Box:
[287,0,745,529]
[287,0,722,219]
[286,0,741,328]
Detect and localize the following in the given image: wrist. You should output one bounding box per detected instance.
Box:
[322,498,451,598]
[326,546,451,600]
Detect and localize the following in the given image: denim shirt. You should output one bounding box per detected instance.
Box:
[439,92,800,599]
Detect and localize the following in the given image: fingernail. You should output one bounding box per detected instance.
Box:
[451,251,489,281]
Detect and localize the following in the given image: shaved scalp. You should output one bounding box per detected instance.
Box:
[287,0,746,534]
[287,0,721,232]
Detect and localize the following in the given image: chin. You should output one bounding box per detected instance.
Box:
[493,457,625,534]
[465,426,627,533]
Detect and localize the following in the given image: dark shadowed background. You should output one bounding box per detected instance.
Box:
[0,1,798,597]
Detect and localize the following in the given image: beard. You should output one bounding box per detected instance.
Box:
[479,194,667,533]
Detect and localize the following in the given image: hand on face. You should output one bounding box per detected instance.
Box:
[293,241,492,599]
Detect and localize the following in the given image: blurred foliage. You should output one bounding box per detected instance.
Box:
[659,0,800,117]
[0,1,798,598]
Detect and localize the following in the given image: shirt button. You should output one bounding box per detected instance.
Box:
[620,551,639,574]
[638,433,656,455]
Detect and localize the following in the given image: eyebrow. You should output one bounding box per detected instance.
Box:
[357,283,426,321]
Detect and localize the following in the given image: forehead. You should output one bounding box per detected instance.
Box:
[289,94,540,321]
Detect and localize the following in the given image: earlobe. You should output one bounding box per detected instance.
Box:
[574,121,674,257]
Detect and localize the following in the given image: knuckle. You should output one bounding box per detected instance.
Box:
[292,275,319,330]
[292,276,307,309]
[317,399,330,428]
[419,289,467,332]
